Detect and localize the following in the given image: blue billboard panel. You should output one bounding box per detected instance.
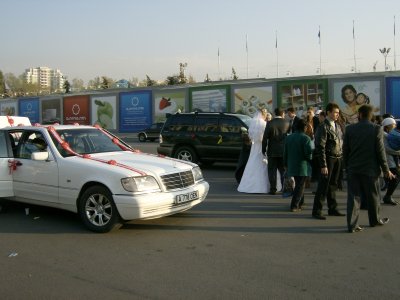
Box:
[18,98,40,123]
[386,77,400,117]
[119,91,152,132]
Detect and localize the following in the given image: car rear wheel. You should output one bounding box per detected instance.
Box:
[175,146,198,163]
[138,133,146,142]
[78,185,122,233]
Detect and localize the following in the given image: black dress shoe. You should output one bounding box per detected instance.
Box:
[348,225,364,233]
[328,210,346,216]
[268,191,276,195]
[383,196,398,206]
[376,217,390,226]
[312,213,326,220]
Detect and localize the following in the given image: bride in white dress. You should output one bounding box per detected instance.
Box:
[238,109,281,193]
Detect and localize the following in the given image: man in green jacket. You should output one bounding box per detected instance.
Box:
[284,119,313,211]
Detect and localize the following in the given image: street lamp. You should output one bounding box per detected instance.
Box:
[379,47,391,71]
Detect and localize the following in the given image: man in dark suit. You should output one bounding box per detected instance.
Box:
[343,104,393,233]
[262,107,289,195]
[287,107,300,134]
[312,102,346,219]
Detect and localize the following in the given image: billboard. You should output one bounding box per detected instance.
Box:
[91,95,117,130]
[386,77,400,117]
[233,85,273,117]
[63,95,90,125]
[189,85,230,112]
[331,79,382,124]
[0,100,17,116]
[41,98,61,124]
[119,90,152,132]
[154,90,186,122]
[19,98,40,123]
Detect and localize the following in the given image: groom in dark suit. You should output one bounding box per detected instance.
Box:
[343,104,394,233]
[262,107,289,195]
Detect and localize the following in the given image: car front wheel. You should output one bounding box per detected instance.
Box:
[78,185,122,233]
[138,133,146,142]
[175,146,198,163]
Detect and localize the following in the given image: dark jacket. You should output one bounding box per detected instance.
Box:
[283,132,313,176]
[314,118,343,168]
[262,117,288,157]
[343,119,389,177]
[288,116,300,134]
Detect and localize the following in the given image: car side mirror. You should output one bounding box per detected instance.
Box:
[31,151,49,161]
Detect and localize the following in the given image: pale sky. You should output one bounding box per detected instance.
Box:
[1,0,399,84]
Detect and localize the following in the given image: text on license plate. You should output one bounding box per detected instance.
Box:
[175,191,199,204]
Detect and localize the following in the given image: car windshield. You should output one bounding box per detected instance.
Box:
[52,128,123,157]
[236,114,252,128]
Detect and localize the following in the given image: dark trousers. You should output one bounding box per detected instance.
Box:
[268,156,285,193]
[385,167,400,198]
[312,156,341,215]
[290,176,307,209]
[347,173,381,230]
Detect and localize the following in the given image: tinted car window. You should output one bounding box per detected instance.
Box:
[195,117,219,132]
[168,115,194,132]
[219,117,242,133]
[0,131,8,157]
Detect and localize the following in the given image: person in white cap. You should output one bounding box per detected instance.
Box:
[381,117,400,205]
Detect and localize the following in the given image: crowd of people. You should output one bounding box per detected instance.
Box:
[236,102,399,233]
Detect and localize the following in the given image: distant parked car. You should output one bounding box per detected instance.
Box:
[138,122,164,142]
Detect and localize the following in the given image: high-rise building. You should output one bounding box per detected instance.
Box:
[24,67,65,91]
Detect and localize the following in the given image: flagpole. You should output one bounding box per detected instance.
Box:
[276,30,279,78]
[394,15,397,70]
[353,20,357,72]
[246,34,249,79]
[319,26,322,74]
[218,47,221,79]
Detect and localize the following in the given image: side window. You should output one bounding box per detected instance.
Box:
[16,132,48,159]
[195,117,218,132]
[168,115,194,132]
[0,131,9,158]
[219,117,242,133]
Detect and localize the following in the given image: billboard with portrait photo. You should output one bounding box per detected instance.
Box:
[331,78,383,124]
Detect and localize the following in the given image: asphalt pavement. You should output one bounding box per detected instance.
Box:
[1,141,399,299]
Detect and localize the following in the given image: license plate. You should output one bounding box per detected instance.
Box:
[175,191,199,204]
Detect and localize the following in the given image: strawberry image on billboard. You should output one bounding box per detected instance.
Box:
[63,95,90,125]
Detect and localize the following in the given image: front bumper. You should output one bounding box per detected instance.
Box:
[113,180,209,220]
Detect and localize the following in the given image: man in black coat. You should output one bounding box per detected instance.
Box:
[262,107,289,195]
[312,102,346,219]
[287,107,300,134]
[343,104,393,233]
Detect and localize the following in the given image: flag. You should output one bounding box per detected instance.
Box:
[275,31,278,48]
[246,34,248,52]
[395,15,396,36]
[318,26,321,44]
[353,20,355,39]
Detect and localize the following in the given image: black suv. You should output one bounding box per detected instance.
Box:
[137,122,164,142]
[157,112,251,164]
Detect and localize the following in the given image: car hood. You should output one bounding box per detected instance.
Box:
[85,151,196,176]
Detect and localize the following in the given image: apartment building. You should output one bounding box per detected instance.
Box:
[25,67,65,91]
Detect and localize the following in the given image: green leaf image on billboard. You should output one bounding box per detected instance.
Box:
[91,95,117,129]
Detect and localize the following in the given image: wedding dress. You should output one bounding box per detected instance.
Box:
[238,112,282,193]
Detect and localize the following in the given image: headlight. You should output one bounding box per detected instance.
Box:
[121,176,161,193]
[192,166,204,182]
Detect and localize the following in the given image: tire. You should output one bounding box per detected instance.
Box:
[138,133,146,142]
[78,185,122,233]
[174,146,198,163]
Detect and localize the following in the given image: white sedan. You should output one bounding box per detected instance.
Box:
[0,123,209,232]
